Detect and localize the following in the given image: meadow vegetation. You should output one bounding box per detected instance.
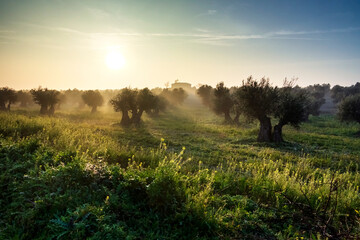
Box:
[0,102,360,239]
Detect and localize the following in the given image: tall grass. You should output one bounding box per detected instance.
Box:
[0,110,359,239]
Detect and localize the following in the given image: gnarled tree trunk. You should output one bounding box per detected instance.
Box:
[224,110,232,123]
[257,116,272,142]
[273,123,284,143]
[233,111,240,125]
[121,110,131,126]
[132,109,143,125]
[91,106,97,113]
[40,105,48,115]
[0,102,6,111]
[48,105,55,116]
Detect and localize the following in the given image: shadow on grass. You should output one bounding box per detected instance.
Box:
[111,123,161,149]
[107,109,360,172]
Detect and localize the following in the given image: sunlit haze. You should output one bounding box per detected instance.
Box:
[106,50,125,70]
[1,0,360,90]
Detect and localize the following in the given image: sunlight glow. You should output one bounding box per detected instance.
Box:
[106,51,125,70]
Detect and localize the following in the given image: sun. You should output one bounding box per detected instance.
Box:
[105,51,125,70]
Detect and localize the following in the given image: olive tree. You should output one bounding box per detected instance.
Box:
[56,93,67,110]
[234,77,277,142]
[331,83,360,104]
[110,88,137,126]
[234,77,309,143]
[338,94,360,126]
[47,90,60,115]
[160,88,188,106]
[0,87,17,111]
[172,88,187,105]
[146,96,168,117]
[213,82,234,123]
[197,85,213,108]
[31,87,60,115]
[110,88,163,126]
[17,90,33,108]
[273,87,308,143]
[197,84,240,124]
[230,87,242,125]
[64,89,85,109]
[81,90,104,113]
[300,84,328,119]
[132,88,157,124]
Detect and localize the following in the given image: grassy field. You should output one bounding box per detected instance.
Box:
[1,105,360,239]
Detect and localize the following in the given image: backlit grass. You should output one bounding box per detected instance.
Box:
[0,106,359,239]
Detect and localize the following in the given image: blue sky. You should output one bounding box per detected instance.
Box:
[1,0,360,89]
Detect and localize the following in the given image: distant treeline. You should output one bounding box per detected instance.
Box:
[331,82,360,103]
[0,87,187,114]
[1,79,360,142]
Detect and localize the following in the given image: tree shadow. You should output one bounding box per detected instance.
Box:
[112,123,161,149]
[108,107,360,170]
[267,141,312,154]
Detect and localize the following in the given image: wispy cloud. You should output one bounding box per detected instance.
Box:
[207,10,217,15]
[194,28,211,33]
[18,23,86,36]
[197,9,217,17]
[274,27,360,35]
[2,23,360,48]
[86,7,111,19]
[0,29,15,36]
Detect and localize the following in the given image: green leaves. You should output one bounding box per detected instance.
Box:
[338,94,360,124]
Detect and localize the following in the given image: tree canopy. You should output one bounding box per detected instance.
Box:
[331,82,360,103]
[82,90,104,113]
[338,94,360,124]
[213,82,234,123]
[16,90,33,108]
[31,87,60,115]
[229,77,311,142]
[110,88,165,126]
[197,85,213,108]
[234,77,278,142]
[0,87,17,111]
[160,88,187,106]
[273,86,308,142]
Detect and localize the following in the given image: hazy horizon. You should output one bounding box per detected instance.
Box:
[1,0,360,90]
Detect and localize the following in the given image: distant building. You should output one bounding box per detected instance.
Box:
[170,80,196,94]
